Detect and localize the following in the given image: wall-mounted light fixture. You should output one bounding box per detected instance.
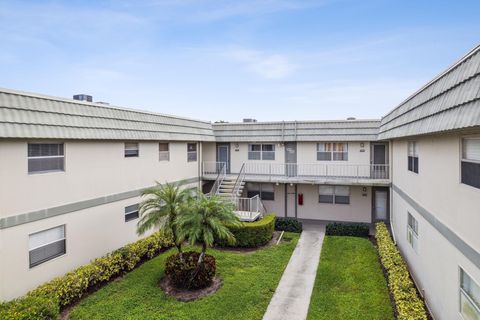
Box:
[360,142,365,148]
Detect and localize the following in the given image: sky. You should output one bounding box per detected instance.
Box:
[0,0,479,123]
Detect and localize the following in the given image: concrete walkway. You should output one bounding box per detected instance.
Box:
[263,223,326,320]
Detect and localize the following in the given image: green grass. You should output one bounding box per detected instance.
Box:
[307,236,395,320]
[69,233,299,320]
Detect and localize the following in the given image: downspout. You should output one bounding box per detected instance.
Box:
[198,142,202,191]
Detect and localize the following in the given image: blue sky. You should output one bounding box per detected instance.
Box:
[0,0,479,122]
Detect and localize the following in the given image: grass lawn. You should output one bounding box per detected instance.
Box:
[307,236,394,320]
[69,233,299,320]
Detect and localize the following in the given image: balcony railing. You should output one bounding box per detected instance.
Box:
[203,161,390,181]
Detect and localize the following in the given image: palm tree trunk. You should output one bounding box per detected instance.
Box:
[197,242,207,265]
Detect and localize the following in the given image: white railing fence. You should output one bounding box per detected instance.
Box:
[234,194,262,220]
[207,162,226,195]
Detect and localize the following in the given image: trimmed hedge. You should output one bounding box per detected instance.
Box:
[0,230,173,320]
[375,222,428,320]
[166,251,216,289]
[274,217,302,233]
[216,214,276,247]
[326,222,370,237]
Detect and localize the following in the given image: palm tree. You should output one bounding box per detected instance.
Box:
[176,193,241,264]
[137,182,192,254]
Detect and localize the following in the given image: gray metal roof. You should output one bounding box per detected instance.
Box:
[379,44,480,139]
[0,88,215,141]
[213,120,381,142]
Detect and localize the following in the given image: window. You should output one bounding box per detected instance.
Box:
[460,268,480,320]
[246,183,275,201]
[159,143,169,161]
[125,204,139,222]
[187,143,197,162]
[125,143,139,157]
[29,225,66,268]
[319,185,350,204]
[28,143,65,174]
[248,144,275,160]
[407,212,418,252]
[317,143,348,161]
[408,141,419,173]
[462,138,480,189]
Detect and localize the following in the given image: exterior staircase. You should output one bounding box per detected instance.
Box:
[217,178,245,199]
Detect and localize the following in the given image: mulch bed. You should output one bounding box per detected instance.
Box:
[213,231,283,253]
[159,276,223,302]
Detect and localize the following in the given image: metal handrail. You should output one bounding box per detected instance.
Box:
[231,163,246,200]
[208,162,226,196]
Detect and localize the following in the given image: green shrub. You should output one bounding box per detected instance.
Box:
[326,222,370,237]
[0,295,59,320]
[165,251,216,289]
[274,217,302,233]
[216,214,276,247]
[375,222,428,320]
[1,230,173,319]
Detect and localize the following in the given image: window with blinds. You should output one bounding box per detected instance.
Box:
[408,141,419,173]
[248,144,275,160]
[29,225,66,268]
[124,143,139,157]
[319,185,350,204]
[28,143,65,174]
[159,143,169,161]
[125,204,139,222]
[246,183,275,200]
[462,138,480,189]
[407,212,418,252]
[317,143,348,161]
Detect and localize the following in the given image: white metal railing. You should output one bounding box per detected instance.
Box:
[202,161,390,181]
[207,162,226,195]
[231,163,246,199]
[234,195,262,220]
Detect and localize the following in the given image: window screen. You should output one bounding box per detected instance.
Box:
[462,138,480,189]
[29,225,66,268]
[28,143,65,174]
[460,268,480,320]
[408,141,419,173]
[187,143,197,162]
[125,204,139,222]
[125,143,139,157]
[159,143,170,161]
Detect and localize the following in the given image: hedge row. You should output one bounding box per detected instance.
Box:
[375,222,428,320]
[0,231,173,320]
[326,222,370,237]
[216,214,276,247]
[274,217,302,233]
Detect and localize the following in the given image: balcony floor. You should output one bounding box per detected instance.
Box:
[203,174,390,186]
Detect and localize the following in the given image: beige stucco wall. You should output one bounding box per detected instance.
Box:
[0,140,201,217]
[391,131,480,320]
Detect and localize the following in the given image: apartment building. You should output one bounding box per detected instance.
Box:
[0,45,479,320]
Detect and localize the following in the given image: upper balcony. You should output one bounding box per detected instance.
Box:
[202,161,390,186]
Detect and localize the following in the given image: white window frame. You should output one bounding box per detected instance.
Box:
[29,225,66,268]
[317,142,348,161]
[461,137,480,189]
[248,143,275,160]
[408,141,419,173]
[407,212,418,252]
[319,185,350,204]
[124,142,139,158]
[187,143,197,162]
[459,267,480,320]
[159,142,170,161]
[27,143,65,174]
[125,204,139,222]
[247,183,275,201]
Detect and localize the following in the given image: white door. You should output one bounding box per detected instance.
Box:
[375,190,388,221]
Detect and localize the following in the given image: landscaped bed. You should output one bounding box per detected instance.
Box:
[68,233,299,320]
[307,236,395,320]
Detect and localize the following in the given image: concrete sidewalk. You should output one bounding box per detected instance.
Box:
[263,223,326,320]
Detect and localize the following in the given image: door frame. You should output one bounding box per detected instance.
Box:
[216,143,231,174]
[370,142,389,165]
[284,142,297,177]
[371,186,390,223]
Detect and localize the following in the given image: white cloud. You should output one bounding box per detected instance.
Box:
[227,48,296,79]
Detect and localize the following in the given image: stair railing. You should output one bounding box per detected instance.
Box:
[231,163,246,201]
[208,162,226,196]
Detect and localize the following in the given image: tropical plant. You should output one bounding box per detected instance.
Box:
[176,193,240,265]
[137,182,191,255]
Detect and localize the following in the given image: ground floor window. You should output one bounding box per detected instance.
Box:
[460,268,480,320]
[125,204,140,222]
[29,225,66,268]
[319,185,350,204]
[246,183,275,200]
[407,212,418,252]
